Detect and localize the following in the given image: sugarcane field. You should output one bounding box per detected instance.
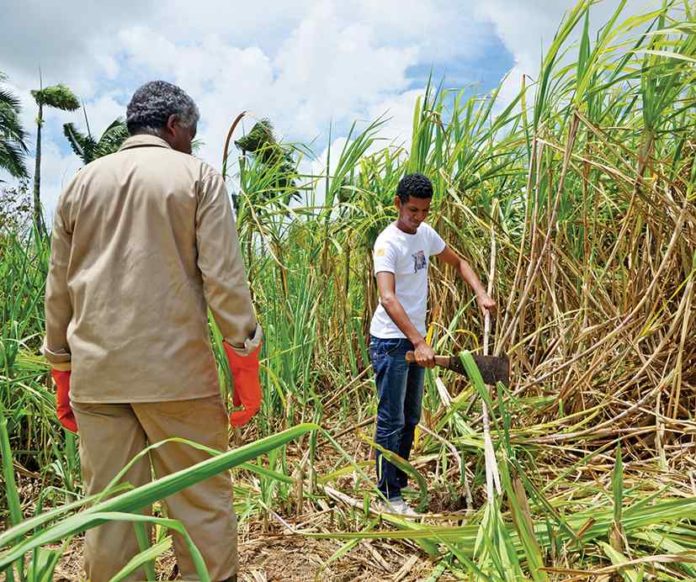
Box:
[0,0,695,580]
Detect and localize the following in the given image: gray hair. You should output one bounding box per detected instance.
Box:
[126,80,199,136]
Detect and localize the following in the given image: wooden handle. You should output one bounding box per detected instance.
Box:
[405,351,450,367]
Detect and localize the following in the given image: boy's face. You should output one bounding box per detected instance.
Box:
[395,195,432,233]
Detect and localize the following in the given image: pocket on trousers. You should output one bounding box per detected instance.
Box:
[369,347,384,369]
[369,338,403,359]
[370,341,406,376]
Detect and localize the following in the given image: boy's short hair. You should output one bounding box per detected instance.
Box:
[396,173,433,203]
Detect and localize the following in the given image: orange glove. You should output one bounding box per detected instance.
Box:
[51,369,78,433]
[223,341,262,427]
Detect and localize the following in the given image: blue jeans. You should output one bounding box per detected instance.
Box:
[369,336,425,500]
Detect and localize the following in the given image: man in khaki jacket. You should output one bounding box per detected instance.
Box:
[43,80,260,581]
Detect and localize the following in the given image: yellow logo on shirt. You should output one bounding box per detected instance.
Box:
[375,247,386,257]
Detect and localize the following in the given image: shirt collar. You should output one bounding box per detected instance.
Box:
[118,134,173,151]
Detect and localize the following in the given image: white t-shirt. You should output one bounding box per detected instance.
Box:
[370,222,446,339]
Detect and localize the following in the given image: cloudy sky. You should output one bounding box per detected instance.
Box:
[1,0,659,218]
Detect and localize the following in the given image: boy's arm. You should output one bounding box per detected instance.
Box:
[435,246,496,314]
[375,271,435,367]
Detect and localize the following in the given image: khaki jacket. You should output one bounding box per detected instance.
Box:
[43,135,260,403]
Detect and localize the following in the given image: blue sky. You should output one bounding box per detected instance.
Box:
[1,0,659,218]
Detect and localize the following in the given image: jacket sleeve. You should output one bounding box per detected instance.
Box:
[42,198,73,371]
[196,171,261,355]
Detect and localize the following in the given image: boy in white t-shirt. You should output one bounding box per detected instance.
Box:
[369,173,496,515]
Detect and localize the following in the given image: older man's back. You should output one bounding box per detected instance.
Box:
[43,80,258,582]
[46,133,256,403]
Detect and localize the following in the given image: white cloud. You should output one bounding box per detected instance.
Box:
[306,88,424,208]
[39,142,81,224]
[271,2,419,138]
[366,89,424,151]
[476,0,664,105]
[150,0,308,49]
[354,0,495,62]
[80,96,128,136]
[3,0,666,222]
[110,3,429,172]
[1,0,153,94]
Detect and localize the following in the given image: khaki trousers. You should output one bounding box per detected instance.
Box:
[73,396,237,582]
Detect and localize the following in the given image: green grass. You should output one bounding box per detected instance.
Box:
[1,0,695,579]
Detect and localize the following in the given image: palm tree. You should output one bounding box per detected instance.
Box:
[0,72,29,180]
[234,119,300,204]
[30,83,79,236]
[63,116,128,165]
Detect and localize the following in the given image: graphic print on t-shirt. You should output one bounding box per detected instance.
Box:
[411,250,426,272]
[370,222,447,339]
